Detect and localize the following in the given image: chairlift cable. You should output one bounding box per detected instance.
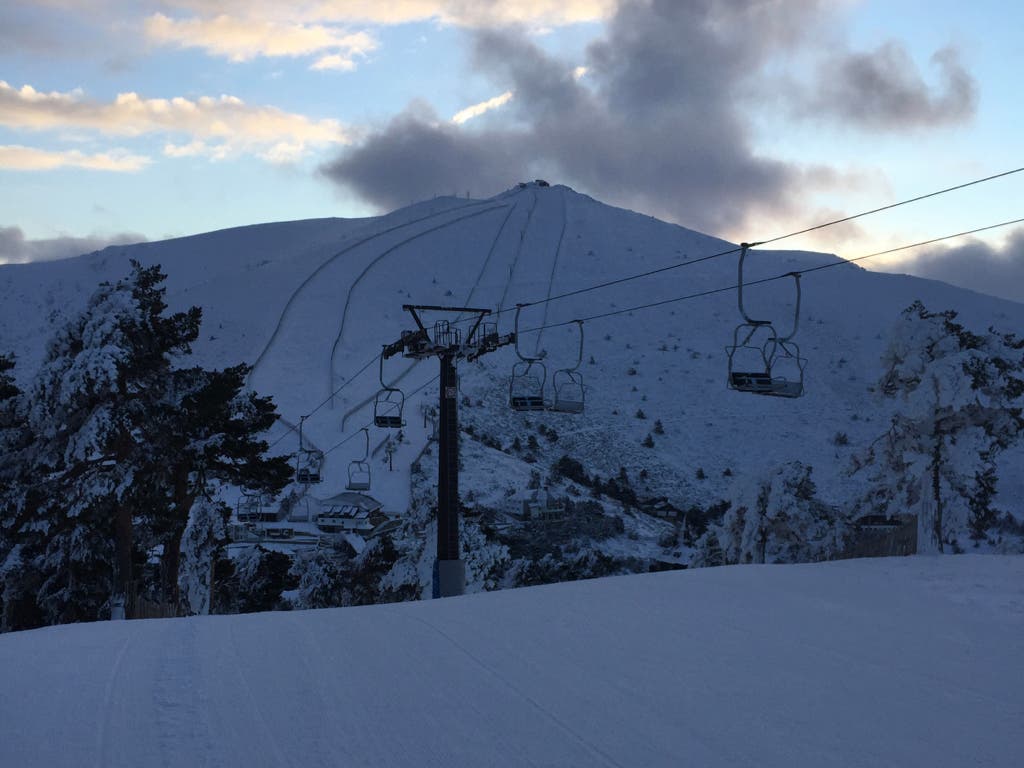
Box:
[323,373,441,457]
[513,215,1024,335]
[266,351,381,451]
[447,166,1024,326]
[275,215,1023,452]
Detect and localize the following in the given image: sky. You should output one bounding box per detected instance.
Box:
[1,0,1022,302]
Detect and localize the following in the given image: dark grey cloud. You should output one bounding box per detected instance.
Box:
[320,0,976,236]
[898,228,1024,304]
[324,0,828,235]
[321,101,526,209]
[805,43,977,130]
[0,225,146,265]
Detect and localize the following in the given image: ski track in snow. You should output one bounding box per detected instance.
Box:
[247,198,497,391]
[326,202,511,406]
[497,190,539,316]
[336,191,527,435]
[534,187,570,356]
[94,635,131,768]
[225,619,297,768]
[393,609,624,768]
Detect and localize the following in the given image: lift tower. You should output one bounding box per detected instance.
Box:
[383,305,513,598]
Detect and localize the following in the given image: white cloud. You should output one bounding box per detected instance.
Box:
[310,53,358,72]
[0,80,350,161]
[144,13,377,69]
[0,144,150,171]
[160,1,614,28]
[451,90,514,125]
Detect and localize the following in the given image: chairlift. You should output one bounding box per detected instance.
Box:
[236,491,263,522]
[374,352,405,428]
[346,428,372,492]
[726,244,806,398]
[549,320,585,414]
[509,305,548,411]
[295,416,324,484]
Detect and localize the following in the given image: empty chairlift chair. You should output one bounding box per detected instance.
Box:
[374,353,406,428]
[549,320,585,414]
[236,492,263,522]
[296,449,324,484]
[346,428,372,492]
[295,416,324,484]
[726,243,806,398]
[509,304,548,411]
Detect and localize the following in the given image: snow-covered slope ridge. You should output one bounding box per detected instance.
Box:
[2,183,1023,518]
[1,556,1021,768]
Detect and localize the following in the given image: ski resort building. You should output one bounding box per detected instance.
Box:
[316,492,389,535]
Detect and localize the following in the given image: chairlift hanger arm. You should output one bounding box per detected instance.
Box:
[776,272,802,342]
[737,242,771,326]
[513,304,542,362]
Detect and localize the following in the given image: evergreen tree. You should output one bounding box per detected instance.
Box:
[141,362,292,608]
[855,302,1024,551]
[707,462,846,565]
[8,262,199,625]
[2,261,290,628]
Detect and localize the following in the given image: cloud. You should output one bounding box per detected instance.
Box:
[321,1,982,239]
[0,225,147,264]
[803,43,977,130]
[321,102,525,206]
[895,228,1024,304]
[144,12,377,69]
[160,0,615,28]
[322,1,828,235]
[0,80,350,161]
[451,90,514,124]
[0,144,151,171]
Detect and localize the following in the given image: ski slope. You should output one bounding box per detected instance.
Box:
[1,556,1021,767]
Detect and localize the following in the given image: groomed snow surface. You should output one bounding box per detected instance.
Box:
[2,555,1022,767]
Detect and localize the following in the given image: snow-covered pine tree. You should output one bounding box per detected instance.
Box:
[705,461,846,565]
[7,261,201,625]
[142,362,292,610]
[176,493,231,615]
[3,261,289,627]
[855,302,1024,551]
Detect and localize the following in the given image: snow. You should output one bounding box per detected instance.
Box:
[1,555,1021,767]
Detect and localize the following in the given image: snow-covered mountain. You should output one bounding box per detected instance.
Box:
[3,182,1023,575]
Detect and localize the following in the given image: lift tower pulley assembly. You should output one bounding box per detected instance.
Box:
[383,304,514,598]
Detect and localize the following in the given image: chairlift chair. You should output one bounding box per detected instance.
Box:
[760,337,806,398]
[295,416,324,484]
[726,244,806,398]
[549,320,585,414]
[296,450,324,484]
[510,360,548,410]
[346,428,372,492]
[509,305,548,410]
[236,492,263,522]
[373,353,406,428]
